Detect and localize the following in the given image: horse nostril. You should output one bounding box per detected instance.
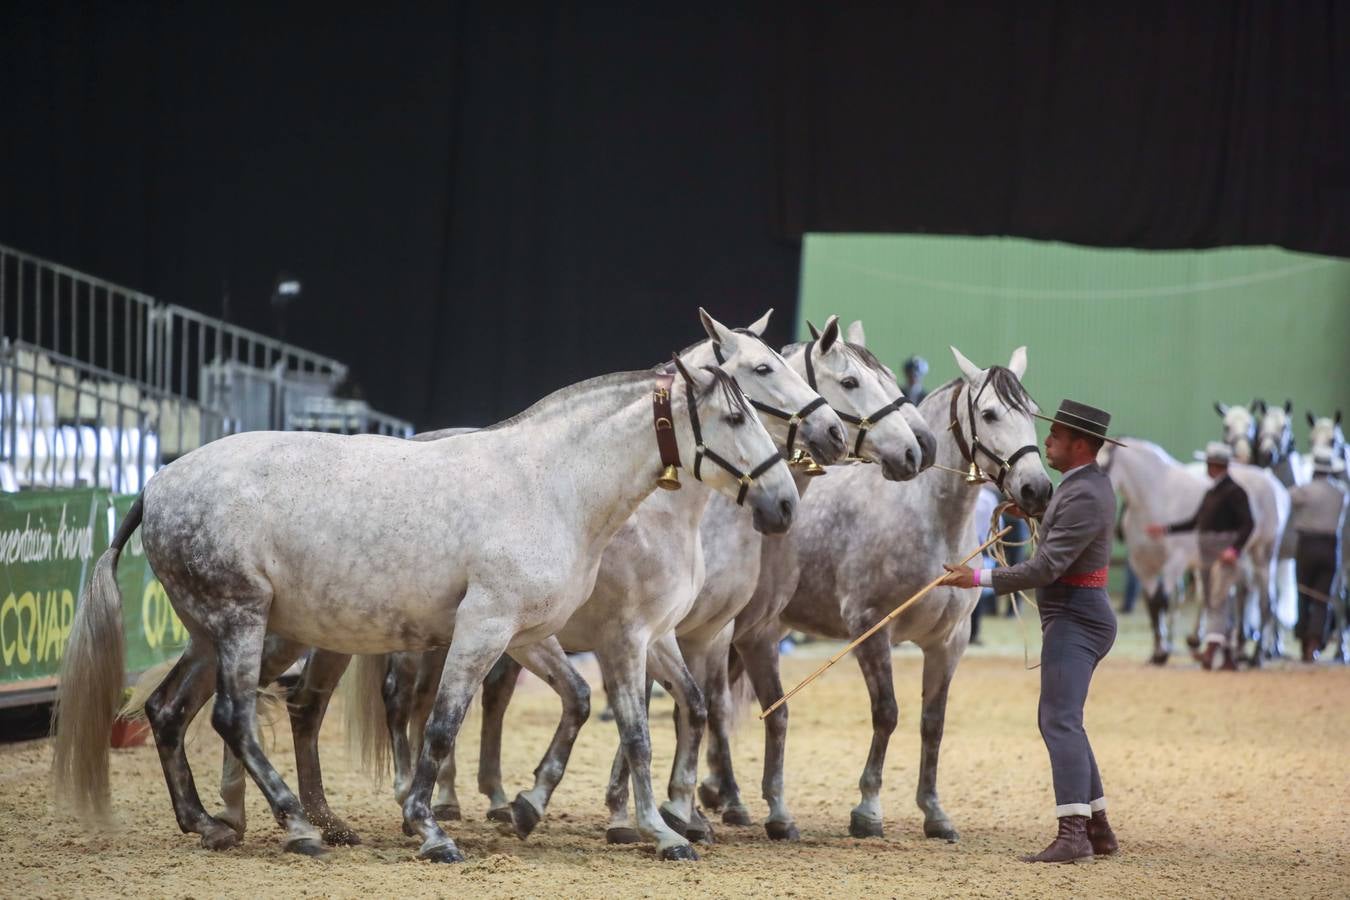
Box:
[779,498,794,521]
[905,447,916,469]
[828,425,844,447]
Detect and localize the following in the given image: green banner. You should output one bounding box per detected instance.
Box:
[0,488,186,689]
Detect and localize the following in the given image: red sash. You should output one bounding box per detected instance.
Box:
[1056,567,1108,589]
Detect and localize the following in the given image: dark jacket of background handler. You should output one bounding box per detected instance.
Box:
[1164,474,1254,550]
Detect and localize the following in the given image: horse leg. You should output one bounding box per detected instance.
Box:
[690,626,752,826]
[502,638,591,839]
[384,652,420,807]
[648,633,712,843]
[916,632,965,841]
[475,653,522,822]
[403,601,514,863]
[401,648,462,821]
[848,627,898,839]
[596,644,696,860]
[216,634,305,837]
[209,614,325,855]
[144,638,239,850]
[287,649,357,845]
[1145,584,1170,665]
[736,629,799,841]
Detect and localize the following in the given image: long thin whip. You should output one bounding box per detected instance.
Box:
[758,525,1012,719]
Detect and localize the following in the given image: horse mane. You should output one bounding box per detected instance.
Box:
[778,339,899,386]
[925,365,1037,415]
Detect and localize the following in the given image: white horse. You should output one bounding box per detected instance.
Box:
[1106,437,1289,663]
[1216,401,1258,463]
[709,345,1053,842]
[352,313,928,852]
[1255,400,1311,487]
[51,345,799,864]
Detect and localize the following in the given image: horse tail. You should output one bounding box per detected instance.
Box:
[51,495,143,819]
[726,643,758,733]
[342,652,391,780]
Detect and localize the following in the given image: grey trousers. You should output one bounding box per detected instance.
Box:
[1037,584,1117,817]
[1198,530,1243,648]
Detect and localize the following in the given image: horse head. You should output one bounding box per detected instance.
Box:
[780,315,923,481]
[1214,401,1255,463]
[949,345,1053,516]
[680,308,847,466]
[670,355,798,534]
[1255,400,1295,468]
[843,319,937,471]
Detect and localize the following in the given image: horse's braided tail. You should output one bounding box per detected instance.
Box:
[343,653,391,780]
[50,495,143,820]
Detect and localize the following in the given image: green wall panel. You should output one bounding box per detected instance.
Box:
[799,236,1350,461]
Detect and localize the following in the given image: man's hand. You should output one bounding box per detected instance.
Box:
[941,564,977,589]
[1145,523,1167,539]
[1003,504,1028,520]
[1220,546,1239,564]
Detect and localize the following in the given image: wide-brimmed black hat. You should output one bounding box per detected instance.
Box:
[1034,399,1126,447]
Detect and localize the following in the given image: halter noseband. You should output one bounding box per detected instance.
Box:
[713,340,829,458]
[948,376,1041,492]
[801,339,911,459]
[652,369,782,506]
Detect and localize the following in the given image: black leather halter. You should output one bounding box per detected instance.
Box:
[800,339,910,458]
[713,340,829,458]
[948,376,1041,492]
[661,370,783,506]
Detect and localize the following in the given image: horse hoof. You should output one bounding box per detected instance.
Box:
[606,826,643,845]
[1149,651,1169,666]
[321,825,362,847]
[721,804,754,827]
[686,808,715,845]
[418,840,465,864]
[924,821,960,842]
[284,837,328,858]
[765,820,800,842]
[660,843,699,862]
[200,823,241,851]
[658,805,690,837]
[486,805,514,824]
[697,782,724,812]
[1185,634,1201,650]
[510,795,542,839]
[849,812,884,839]
[433,803,462,822]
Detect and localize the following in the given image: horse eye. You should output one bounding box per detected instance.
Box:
[726,412,746,426]
[754,364,772,375]
[841,377,859,389]
[981,410,997,423]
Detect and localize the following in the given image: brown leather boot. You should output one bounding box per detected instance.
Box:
[1086,810,1118,856]
[1219,647,1239,671]
[1193,642,1217,670]
[1020,815,1093,863]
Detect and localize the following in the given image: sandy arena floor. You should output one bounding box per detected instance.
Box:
[3,611,1348,898]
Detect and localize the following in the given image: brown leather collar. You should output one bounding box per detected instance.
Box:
[653,372,682,472]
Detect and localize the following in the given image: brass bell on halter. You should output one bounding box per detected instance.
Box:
[964,461,985,484]
[790,449,827,477]
[657,464,683,491]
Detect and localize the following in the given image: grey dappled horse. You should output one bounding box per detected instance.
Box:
[51,349,798,864]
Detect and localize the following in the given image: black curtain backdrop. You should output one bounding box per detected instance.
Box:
[3,3,1346,428]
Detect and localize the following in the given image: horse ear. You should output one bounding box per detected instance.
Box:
[818,315,841,353]
[950,346,982,384]
[1252,398,1266,414]
[1284,399,1292,415]
[746,308,773,337]
[845,320,866,346]
[1337,410,1343,425]
[1215,402,1229,417]
[698,307,737,347]
[672,354,711,391]
[1307,411,1316,427]
[1007,346,1028,380]
[805,320,822,340]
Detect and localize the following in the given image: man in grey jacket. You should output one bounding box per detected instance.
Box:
[1290,449,1349,661]
[943,399,1122,864]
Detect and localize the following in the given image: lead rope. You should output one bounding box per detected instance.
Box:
[984,500,1042,670]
